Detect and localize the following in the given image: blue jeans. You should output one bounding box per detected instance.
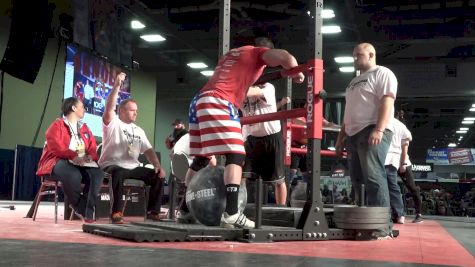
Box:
[385,165,405,218]
[52,160,104,220]
[346,125,392,207]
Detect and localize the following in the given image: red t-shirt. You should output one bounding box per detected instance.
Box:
[200,46,269,108]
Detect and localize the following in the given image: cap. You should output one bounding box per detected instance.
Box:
[172,119,184,126]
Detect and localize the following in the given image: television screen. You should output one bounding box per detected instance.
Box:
[64,43,130,137]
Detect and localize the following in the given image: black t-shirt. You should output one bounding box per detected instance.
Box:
[171,128,188,146]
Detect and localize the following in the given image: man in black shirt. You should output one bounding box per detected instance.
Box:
[165,119,188,149]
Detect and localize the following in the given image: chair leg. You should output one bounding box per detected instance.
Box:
[143,186,148,221]
[122,188,131,215]
[54,182,59,224]
[108,181,113,223]
[32,184,46,221]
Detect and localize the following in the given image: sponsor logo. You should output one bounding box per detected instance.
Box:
[412,164,433,172]
[186,188,216,202]
[306,75,314,123]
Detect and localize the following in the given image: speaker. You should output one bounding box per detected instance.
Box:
[0,0,53,83]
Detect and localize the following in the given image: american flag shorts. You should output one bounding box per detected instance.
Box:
[188,92,245,157]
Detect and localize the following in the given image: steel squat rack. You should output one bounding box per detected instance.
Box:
[83,0,389,242]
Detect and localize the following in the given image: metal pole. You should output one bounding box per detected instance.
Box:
[284,77,292,166]
[284,77,292,205]
[216,0,231,166]
[168,175,177,220]
[298,0,329,239]
[219,0,231,57]
[12,145,18,200]
[255,178,263,229]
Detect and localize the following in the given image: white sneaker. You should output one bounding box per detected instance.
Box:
[221,212,255,229]
[397,216,405,224]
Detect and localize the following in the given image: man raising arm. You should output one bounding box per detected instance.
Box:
[99,72,166,224]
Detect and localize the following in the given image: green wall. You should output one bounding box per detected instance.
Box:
[130,70,157,148]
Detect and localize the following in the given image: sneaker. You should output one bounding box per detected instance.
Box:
[396,216,405,224]
[221,212,255,229]
[111,212,125,224]
[371,230,392,240]
[391,229,400,238]
[412,214,423,223]
[146,211,164,221]
[84,219,96,224]
[176,210,196,224]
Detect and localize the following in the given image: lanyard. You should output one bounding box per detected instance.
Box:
[126,125,135,146]
[67,121,83,146]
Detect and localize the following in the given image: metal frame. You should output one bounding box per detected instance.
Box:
[241,0,333,242]
[83,0,359,242]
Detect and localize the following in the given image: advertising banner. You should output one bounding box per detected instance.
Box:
[426,148,475,165]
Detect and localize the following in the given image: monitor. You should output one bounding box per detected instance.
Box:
[63,43,130,137]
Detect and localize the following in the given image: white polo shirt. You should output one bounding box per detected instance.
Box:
[385,118,412,168]
[344,65,398,136]
[98,116,152,169]
[241,83,281,138]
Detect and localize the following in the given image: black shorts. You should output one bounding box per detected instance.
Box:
[244,131,285,183]
[290,153,307,172]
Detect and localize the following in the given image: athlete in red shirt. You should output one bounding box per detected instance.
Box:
[179,37,304,228]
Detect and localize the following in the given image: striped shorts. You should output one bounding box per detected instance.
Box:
[188,92,245,157]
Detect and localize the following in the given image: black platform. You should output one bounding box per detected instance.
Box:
[82,205,357,243]
[83,221,298,242]
[244,205,335,228]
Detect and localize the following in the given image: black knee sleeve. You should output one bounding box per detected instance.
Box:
[225,153,246,167]
[190,156,210,171]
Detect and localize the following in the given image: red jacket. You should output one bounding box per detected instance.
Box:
[36,118,99,176]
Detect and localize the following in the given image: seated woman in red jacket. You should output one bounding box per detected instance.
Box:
[36,97,104,223]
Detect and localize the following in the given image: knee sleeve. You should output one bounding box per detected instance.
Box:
[225,153,246,167]
[190,156,210,172]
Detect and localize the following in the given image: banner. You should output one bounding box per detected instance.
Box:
[426,148,475,165]
[320,176,352,193]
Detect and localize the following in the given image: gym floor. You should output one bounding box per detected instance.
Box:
[1,201,474,267]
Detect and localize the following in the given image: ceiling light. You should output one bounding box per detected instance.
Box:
[322,9,335,19]
[140,34,166,42]
[472,104,475,108]
[470,108,475,112]
[464,117,475,121]
[131,20,145,29]
[339,66,355,73]
[334,57,354,63]
[322,25,341,34]
[448,143,457,147]
[460,127,469,131]
[200,70,214,76]
[187,62,208,69]
[456,130,467,134]
[328,146,336,151]
[307,9,335,19]
[462,120,474,124]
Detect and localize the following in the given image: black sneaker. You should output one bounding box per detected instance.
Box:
[413,214,423,223]
[391,229,400,238]
[176,210,196,224]
[371,230,392,240]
